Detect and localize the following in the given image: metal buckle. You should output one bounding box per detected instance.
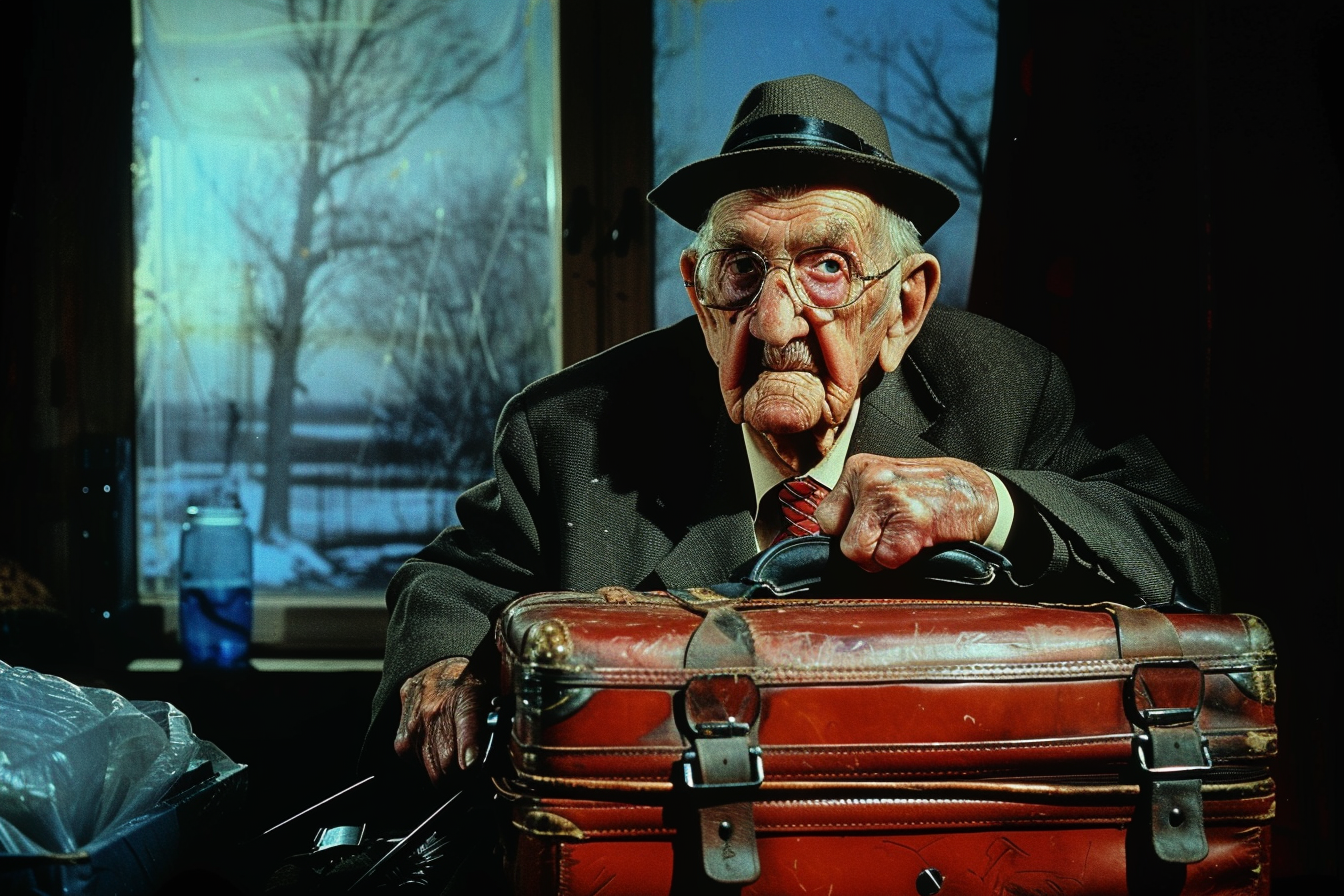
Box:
[1128,661,1211,776]
[1137,706,1196,726]
[693,721,750,737]
[1126,660,1213,864]
[679,746,765,789]
[1133,731,1213,775]
[313,824,364,852]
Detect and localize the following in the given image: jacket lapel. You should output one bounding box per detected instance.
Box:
[850,357,947,460]
[648,410,758,589]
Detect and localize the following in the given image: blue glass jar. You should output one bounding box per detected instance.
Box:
[178,505,253,671]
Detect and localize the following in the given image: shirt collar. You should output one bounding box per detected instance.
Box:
[742,396,862,509]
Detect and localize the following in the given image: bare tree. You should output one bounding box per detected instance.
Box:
[830,0,999,198]
[234,0,521,539]
[351,162,555,488]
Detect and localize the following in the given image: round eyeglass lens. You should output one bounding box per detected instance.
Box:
[793,248,855,308]
[701,250,764,309]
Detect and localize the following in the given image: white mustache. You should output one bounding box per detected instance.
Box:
[761,340,818,373]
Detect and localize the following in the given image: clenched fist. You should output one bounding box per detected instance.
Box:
[813,453,999,572]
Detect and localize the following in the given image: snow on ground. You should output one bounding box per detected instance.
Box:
[138,465,458,590]
[253,533,334,588]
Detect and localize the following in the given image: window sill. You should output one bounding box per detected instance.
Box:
[126,657,383,673]
[139,592,388,655]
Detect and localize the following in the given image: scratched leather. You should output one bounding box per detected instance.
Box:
[498,593,1271,674]
[510,794,1273,896]
[498,594,1275,895]
[498,595,1276,787]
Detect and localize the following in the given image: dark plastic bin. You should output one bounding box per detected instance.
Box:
[0,752,247,896]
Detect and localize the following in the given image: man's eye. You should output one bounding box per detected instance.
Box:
[799,250,848,278]
[726,255,759,276]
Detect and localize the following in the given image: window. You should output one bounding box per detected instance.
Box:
[132,0,559,601]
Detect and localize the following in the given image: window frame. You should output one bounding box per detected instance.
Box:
[121,0,657,655]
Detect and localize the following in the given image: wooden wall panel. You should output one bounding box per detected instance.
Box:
[558,0,655,366]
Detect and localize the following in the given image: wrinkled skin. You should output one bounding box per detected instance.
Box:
[683,191,895,466]
[395,655,486,786]
[400,189,1001,785]
[815,453,999,572]
[682,188,999,568]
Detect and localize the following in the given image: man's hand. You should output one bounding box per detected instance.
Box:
[813,454,999,572]
[395,656,489,787]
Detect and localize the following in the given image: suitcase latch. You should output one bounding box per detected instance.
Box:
[678,677,764,790]
[1127,661,1211,864]
[676,673,763,885]
[680,741,765,789]
[1133,726,1212,775]
[1128,664,1212,774]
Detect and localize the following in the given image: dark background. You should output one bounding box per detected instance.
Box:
[3,0,1339,888]
[973,1,1338,881]
[969,2,1341,884]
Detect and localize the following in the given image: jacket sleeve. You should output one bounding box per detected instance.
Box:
[361,390,548,771]
[991,351,1227,609]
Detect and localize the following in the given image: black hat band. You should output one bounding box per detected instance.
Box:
[721,114,892,162]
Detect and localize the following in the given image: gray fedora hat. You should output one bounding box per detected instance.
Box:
[648,74,959,240]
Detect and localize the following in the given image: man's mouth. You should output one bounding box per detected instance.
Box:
[760,339,820,374]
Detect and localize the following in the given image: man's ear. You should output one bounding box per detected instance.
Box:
[680,251,699,303]
[681,251,711,323]
[878,253,940,372]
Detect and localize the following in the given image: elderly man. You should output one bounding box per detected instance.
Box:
[367,74,1224,786]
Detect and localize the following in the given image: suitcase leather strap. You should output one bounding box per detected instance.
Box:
[1109,605,1212,864]
[679,606,764,886]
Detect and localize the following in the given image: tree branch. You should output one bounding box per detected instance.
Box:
[833,6,995,196]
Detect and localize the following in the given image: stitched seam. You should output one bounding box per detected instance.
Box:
[537,654,1275,686]
[524,736,1128,758]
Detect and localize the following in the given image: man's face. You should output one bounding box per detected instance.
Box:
[683,189,935,445]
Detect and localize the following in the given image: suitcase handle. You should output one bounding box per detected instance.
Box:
[718,535,1015,598]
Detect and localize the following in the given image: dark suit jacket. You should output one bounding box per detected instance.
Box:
[363,306,1225,767]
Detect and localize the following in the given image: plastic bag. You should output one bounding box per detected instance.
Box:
[0,660,211,857]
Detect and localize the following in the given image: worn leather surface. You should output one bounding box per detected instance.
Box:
[500,597,1276,788]
[510,803,1272,896]
[498,597,1276,894]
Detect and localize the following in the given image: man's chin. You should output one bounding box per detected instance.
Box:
[742,373,827,435]
[746,409,818,436]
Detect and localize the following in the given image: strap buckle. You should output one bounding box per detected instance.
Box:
[1128,661,1212,775]
[677,676,765,790]
[1133,730,1213,775]
[680,743,765,790]
[679,618,764,885]
[1127,660,1211,863]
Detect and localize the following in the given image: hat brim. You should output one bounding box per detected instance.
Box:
[647,145,960,241]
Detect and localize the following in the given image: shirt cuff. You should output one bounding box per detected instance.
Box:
[983,471,1015,552]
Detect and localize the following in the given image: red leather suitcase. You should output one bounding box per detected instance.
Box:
[492,544,1276,895]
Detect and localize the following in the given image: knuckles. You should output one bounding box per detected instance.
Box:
[830,454,992,566]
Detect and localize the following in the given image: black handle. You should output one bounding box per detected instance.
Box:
[712,535,1015,599]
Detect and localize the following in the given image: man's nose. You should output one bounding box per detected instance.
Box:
[748,270,809,346]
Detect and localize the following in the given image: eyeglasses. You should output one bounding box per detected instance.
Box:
[687,246,901,311]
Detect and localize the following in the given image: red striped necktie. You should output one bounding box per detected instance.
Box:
[772,476,831,544]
